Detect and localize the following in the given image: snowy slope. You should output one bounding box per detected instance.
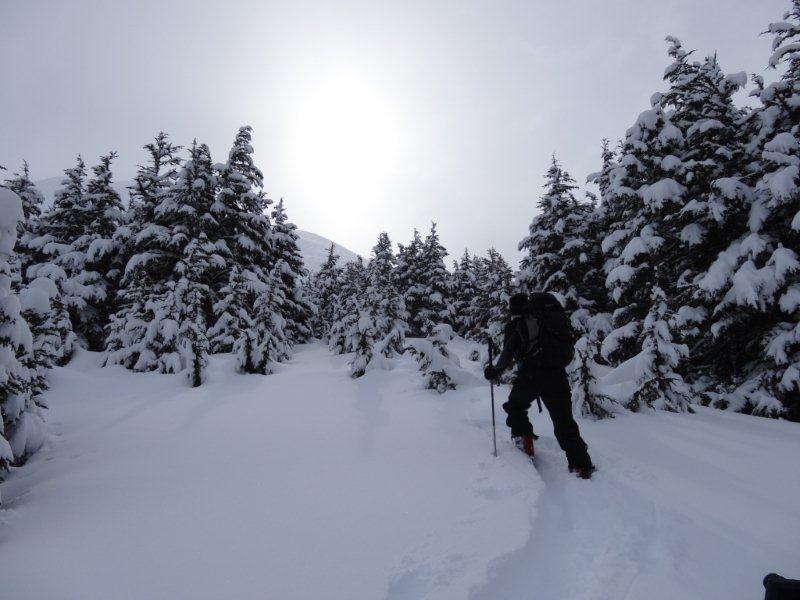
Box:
[0,342,539,600]
[34,177,359,273]
[295,229,361,272]
[1,341,798,599]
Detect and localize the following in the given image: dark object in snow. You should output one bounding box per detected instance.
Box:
[486,295,593,472]
[764,573,800,600]
[570,465,596,480]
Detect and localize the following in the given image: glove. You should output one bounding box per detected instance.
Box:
[484,366,499,381]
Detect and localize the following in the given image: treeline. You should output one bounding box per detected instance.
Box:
[306,3,800,422]
[519,16,799,421]
[0,127,311,470]
[306,225,514,388]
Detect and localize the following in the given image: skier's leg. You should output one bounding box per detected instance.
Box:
[539,368,593,469]
[502,372,535,438]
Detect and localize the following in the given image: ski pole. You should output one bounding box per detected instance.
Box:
[488,340,498,457]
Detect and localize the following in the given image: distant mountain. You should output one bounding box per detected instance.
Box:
[33,177,360,273]
[295,230,361,273]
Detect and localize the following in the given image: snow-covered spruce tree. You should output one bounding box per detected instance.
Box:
[470,248,514,348]
[2,164,68,393]
[18,277,60,400]
[693,7,800,420]
[598,94,686,366]
[328,257,367,355]
[519,156,599,322]
[173,236,215,387]
[105,141,226,377]
[208,265,253,355]
[629,286,692,413]
[3,161,44,270]
[207,125,290,370]
[0,187,43,471]
[251,267,290,375]
[406,323,460,393]
[407,223,451,336]
[569,313,621,419]
[67,152,125,350]
[104,133,182,368]
[269,199,314,345]
[365,232,408,356]
[448,250,479,337]
[348,232,409,377]
[394,229,425,334]
[656,38,752,358]
[308,244,342,340]
[24,159,91,364]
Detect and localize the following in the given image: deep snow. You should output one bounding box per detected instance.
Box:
[1,341,798,600]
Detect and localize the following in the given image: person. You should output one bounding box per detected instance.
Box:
[483,292,595,479]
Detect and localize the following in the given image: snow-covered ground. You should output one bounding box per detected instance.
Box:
[1,341,798,599]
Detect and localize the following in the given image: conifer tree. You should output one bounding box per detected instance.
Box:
[3,162,44,264]
[0,188,42,470]
[520,158,586,302]
[570,319,621,420]
[251,268,290,375]
[25,158,88,361]
[449,250,479,337]
[693,6,800,419]
[629,287,692,413]
[105,134,182,368]
[399,224,451,336]
[31,153,125,351]
[309,244,342,340]
[406,323,459,393]
[215,126,272,279]
[270,199,313,345]
[106,141,225,377]
[347,232,409,377]
[599,95,686,365]
[394,229,424,334]
[470,248,514,347]
[329,258,367,355]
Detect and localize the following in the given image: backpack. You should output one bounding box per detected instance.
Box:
[515,292,575,369]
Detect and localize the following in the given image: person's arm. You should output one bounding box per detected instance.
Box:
[493,327,517,373]
[485,322,517,379]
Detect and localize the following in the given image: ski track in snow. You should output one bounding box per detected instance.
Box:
[1,341,799,600]
[472,407,800,600]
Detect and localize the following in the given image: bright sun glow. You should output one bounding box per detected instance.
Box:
[290,72,402,222]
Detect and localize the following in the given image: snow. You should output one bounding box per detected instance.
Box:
[0,187,23,253]
[764,165,799,200]
[725,71,748,88]
[2,342,797,599]
[638,178,686,210]
[295,230,361,273]
[764,131,799,154]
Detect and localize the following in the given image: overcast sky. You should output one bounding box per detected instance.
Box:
[0,0,789,262]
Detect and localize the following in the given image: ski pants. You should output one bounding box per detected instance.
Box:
[502,366,593,469]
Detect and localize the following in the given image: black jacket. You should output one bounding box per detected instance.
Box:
[494,319,524,374]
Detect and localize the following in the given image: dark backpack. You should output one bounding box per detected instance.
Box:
[515,292,575,369]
